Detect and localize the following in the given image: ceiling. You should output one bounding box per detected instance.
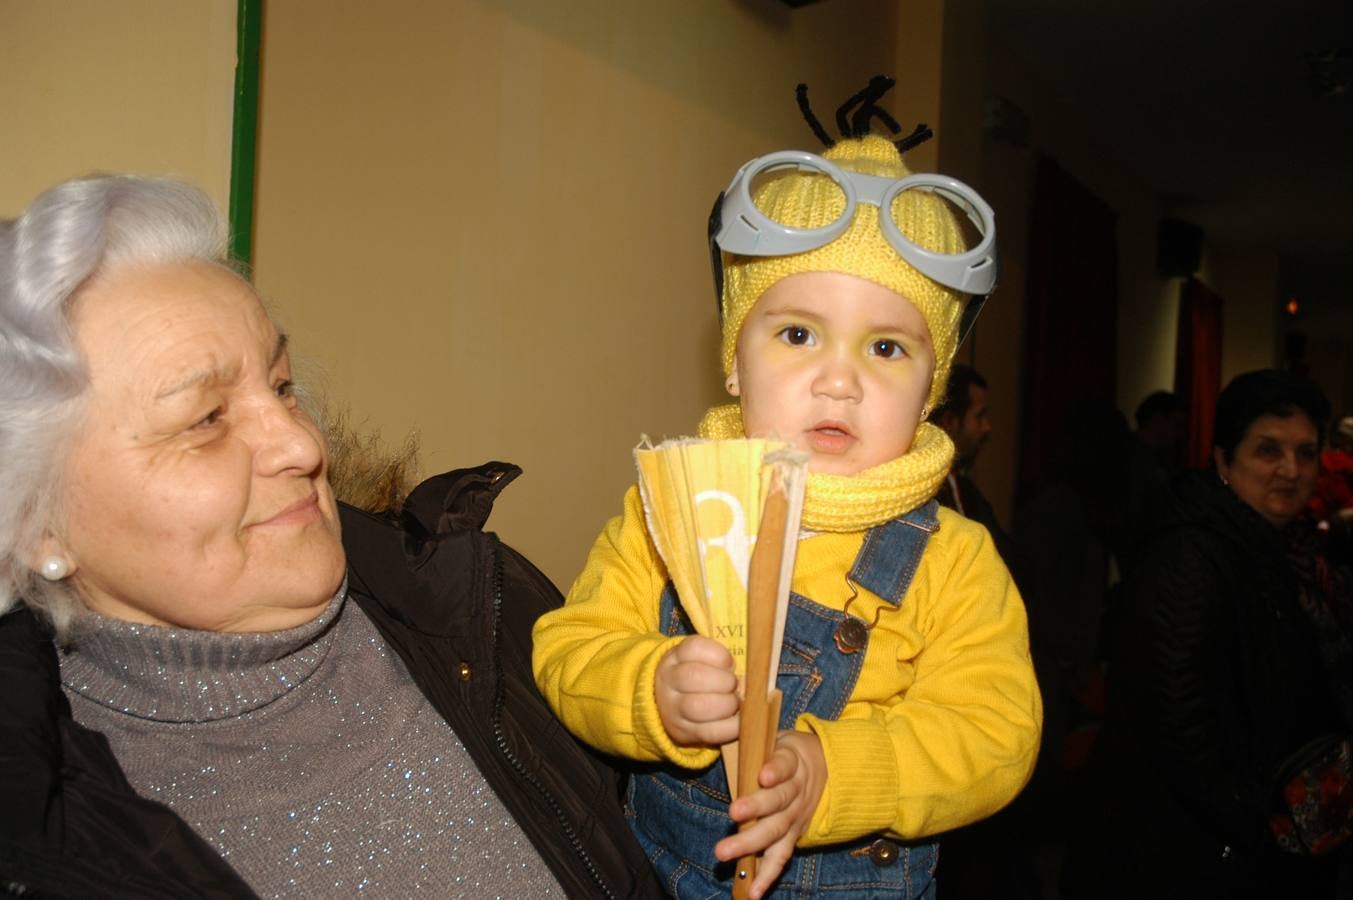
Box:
[985,0,1353,264]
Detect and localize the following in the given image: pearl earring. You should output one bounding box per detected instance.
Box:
[40,556,70,581]
[920,405,930,420]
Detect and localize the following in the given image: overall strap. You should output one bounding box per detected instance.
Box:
[657,583,694,637]
[847,500,940,605]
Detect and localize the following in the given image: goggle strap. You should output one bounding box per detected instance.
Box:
[957,293,989,347]
[708,191,727,324]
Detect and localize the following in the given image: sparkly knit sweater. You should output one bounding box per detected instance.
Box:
[58,586,561,899]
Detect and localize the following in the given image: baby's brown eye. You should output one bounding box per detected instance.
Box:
[872,340,904,359]
[778,326,813,346]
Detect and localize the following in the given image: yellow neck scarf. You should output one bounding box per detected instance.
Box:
[696,403,954,532]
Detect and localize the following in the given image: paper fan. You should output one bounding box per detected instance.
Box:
[634,437,807,683]
[635,436,808,895]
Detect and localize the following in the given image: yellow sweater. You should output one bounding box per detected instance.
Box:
[532,484,1041,846]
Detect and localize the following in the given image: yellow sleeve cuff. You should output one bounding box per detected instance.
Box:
[795,714,900,846]
[632,635,722,769]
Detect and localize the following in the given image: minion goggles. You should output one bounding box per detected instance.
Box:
[708,150,998,339]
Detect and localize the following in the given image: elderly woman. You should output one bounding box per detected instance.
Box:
[1069,369,1351,899]
[0,176,661,898]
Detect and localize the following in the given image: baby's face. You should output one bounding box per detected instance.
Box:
[730,271,935,476]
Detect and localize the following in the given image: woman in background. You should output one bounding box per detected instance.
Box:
[1070,369,1351,899]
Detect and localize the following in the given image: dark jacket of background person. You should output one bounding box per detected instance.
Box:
[0,464,663,900]
[936,472,1016,568]
[1012,403,1131,770]
[1068,470,1345,898]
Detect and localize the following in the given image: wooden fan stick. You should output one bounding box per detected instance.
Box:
[733,475,791,899]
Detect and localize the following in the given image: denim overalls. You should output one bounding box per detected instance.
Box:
[627,501,941,899]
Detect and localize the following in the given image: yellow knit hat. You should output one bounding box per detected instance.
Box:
[719,134,969,408]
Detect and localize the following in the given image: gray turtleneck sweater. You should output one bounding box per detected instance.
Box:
[58,587,561,898]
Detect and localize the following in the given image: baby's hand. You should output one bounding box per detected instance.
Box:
[714,730,827,900]
[654,636,740,746]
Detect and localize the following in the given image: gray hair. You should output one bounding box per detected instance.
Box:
[0,175,228,636]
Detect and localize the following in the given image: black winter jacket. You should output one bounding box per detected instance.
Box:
[0,463,662,899]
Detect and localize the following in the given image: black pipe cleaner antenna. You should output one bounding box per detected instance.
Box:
[795,75,933,155]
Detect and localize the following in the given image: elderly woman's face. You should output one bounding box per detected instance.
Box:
[1215,413,1319,528]
[49,261,345,632]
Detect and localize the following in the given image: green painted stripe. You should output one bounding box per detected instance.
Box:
[228,0,262,267]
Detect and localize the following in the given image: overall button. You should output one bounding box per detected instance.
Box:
[834,618,869,654]
[867,838,899,867]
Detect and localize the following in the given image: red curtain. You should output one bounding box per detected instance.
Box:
[1019,158,1120,488]
[1174,276,1224,469]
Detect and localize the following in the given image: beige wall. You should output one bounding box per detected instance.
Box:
[1,0,235,214]
[252,0,938,587]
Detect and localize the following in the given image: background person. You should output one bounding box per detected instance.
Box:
[1069,369,1352,899]
[1003,401,1133,898]
[1121,389,1189,569]
[0,175,660,898]
[1133,389,1188,471]
[932,363,1014,563]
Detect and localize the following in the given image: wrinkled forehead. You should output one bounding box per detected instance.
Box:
[72,258,262,318]
[69,260,279,388]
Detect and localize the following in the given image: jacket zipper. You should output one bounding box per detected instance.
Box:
[486,538,617,900]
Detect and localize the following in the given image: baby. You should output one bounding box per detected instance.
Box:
[534,88,1040,899]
